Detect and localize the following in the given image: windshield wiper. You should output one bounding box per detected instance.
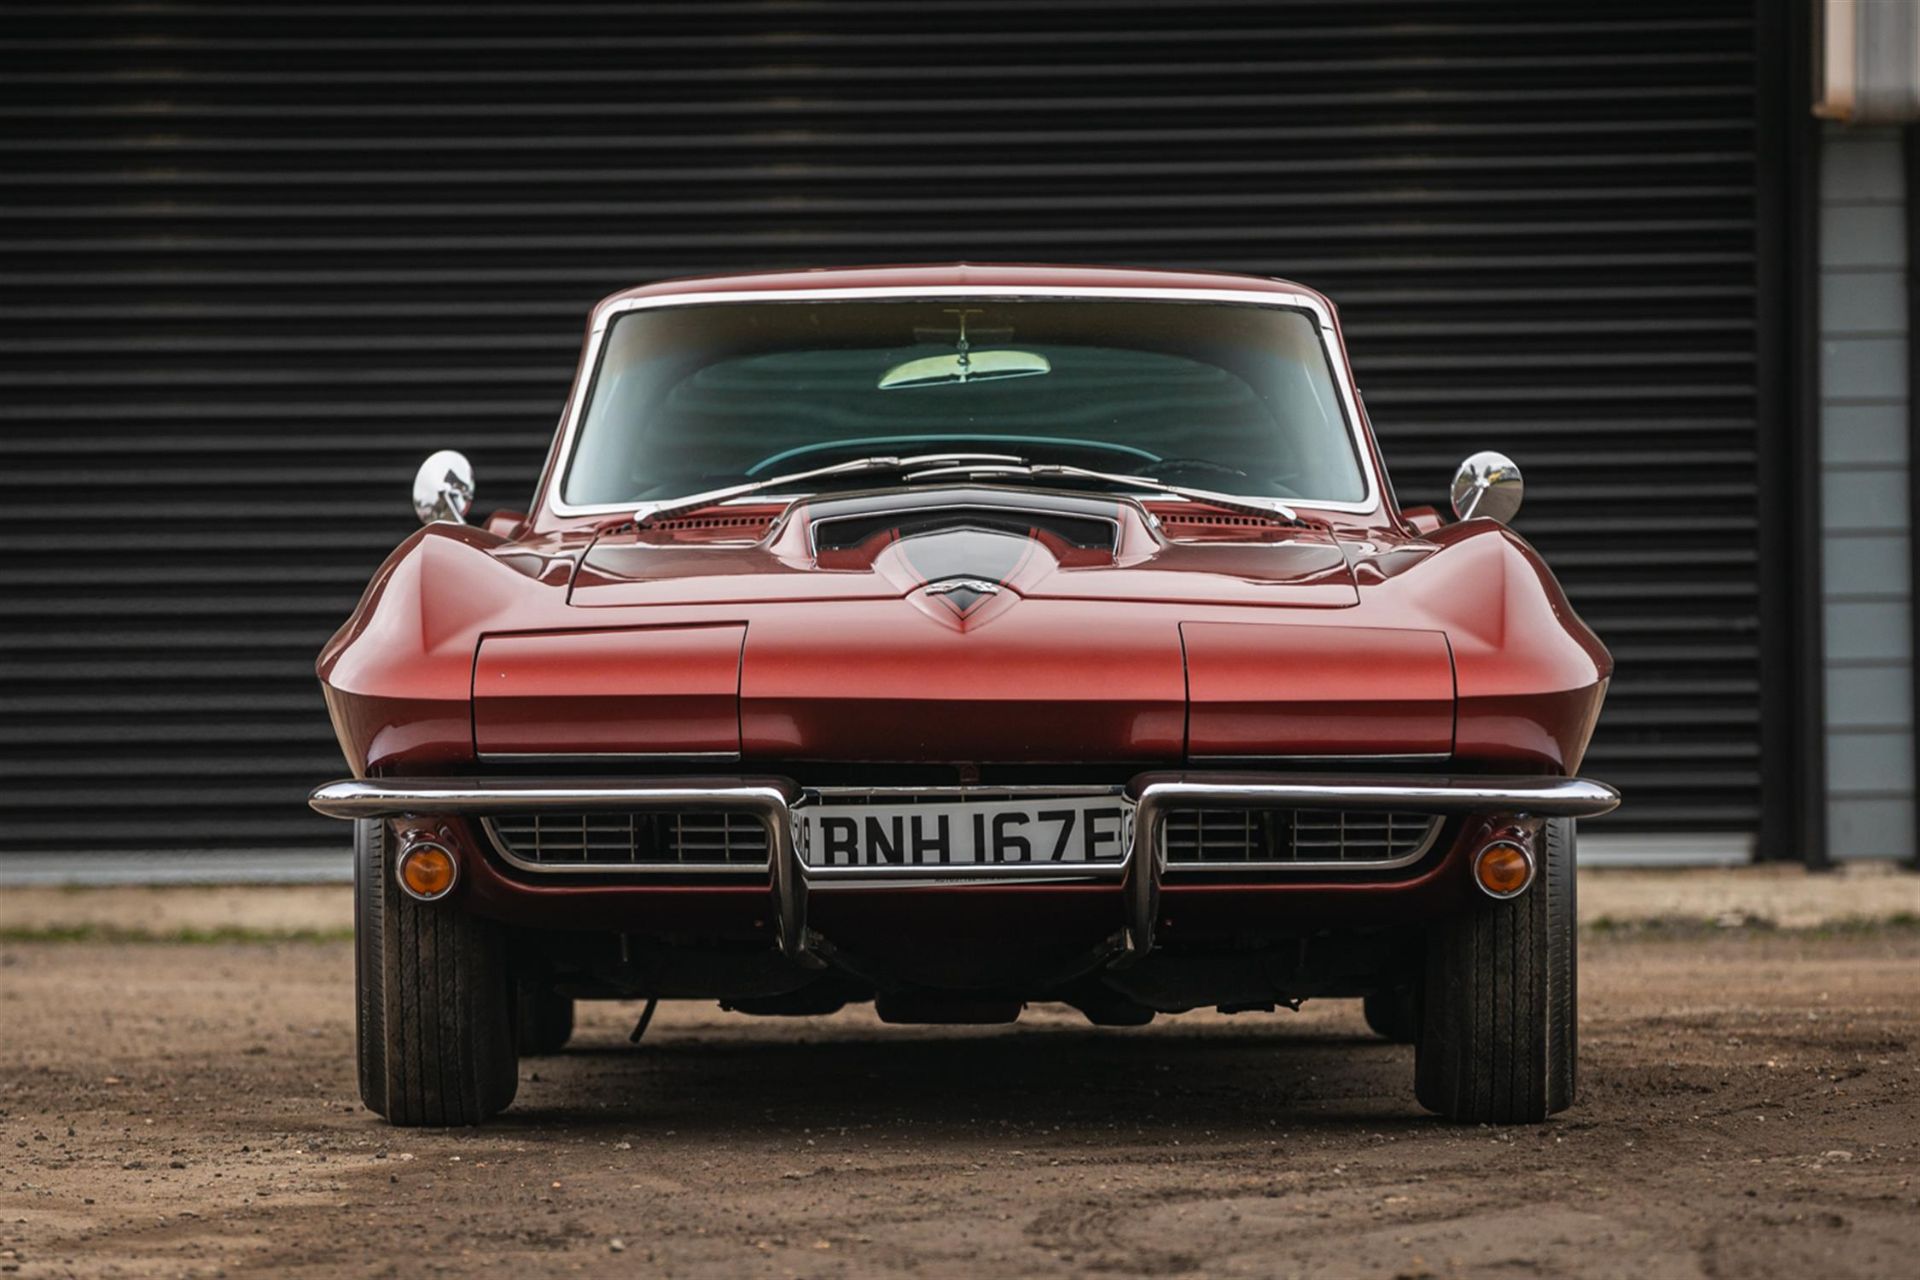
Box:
[900,460,1302,524]
[630,452,1029,527]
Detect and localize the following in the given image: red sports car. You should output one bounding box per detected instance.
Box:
[311,264,1616,1127]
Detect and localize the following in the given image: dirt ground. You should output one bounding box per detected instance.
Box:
[8,864,1919,938]
[1,931,1916,1279]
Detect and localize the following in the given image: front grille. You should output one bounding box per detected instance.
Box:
[484,812,771,871]
[1163,809,1442,868]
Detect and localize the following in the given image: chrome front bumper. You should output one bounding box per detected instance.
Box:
[309,772,1620,962]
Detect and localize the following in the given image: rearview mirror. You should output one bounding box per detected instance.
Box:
[412,449,475,525]
[1450,451,1523,525]
[878,349,1051,390]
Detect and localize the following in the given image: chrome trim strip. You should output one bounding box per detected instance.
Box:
[476,751,744,765]
[1187,753,1454,766]
[308,777,799,818]
[539,284,1382,520]
[1123,773,1621,817]
[802,784,1127,801]
[802,862,1125,882]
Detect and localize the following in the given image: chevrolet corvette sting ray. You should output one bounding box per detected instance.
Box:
[310,264,1617,1126]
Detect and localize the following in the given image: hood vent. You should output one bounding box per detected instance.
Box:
[1157,510,1297,542]
[626,511,776,544]
[652,512,772,532]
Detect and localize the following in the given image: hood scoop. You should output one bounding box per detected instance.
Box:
[807,487,1123,556]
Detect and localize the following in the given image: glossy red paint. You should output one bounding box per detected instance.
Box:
[739,602,1188,761]
[1182,621,1454,758]
[473,625,744,757]
[317,265,1613,948]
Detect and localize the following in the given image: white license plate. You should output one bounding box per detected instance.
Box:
[798,796,1133,869]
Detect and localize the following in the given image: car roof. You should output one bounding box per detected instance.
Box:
[590,263,1335,321]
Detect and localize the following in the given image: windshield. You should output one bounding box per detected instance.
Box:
[559,298,1370,508]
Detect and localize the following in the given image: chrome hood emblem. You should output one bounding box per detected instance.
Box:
[924,578,1001,598]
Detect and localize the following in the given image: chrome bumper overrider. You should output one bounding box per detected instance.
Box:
[309,772,1619,963]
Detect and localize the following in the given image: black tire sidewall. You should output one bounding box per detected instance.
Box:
[353,818,389,1118]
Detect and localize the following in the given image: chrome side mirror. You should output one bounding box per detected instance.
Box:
[412,449,475,525]
[1450,451,1523,525]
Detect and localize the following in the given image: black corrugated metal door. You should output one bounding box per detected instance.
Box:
[1,0,1778,859]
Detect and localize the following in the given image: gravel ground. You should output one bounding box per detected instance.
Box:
[1,930,1916,1278]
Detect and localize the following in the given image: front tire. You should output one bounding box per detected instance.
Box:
[1415,817,1577,1124]
[354,820,518,1126]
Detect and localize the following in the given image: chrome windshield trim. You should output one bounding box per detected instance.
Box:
[537,284,1382,520]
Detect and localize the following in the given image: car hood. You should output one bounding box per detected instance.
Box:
[459,489,1457,764]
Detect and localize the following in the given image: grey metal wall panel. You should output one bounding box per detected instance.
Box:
[1823,133,1906,200]
[1825,603,1912,662]
[1820,404,1908,462]
[1822,272,1906,332]
[1822,206,1909,266]
[1823,336,1908,397]
[0,0,1782,856]
[1823,533,1909,589]
[1822,470,1910,529]
[1828,663,1914,727]
[1826,730,1915,790]
[1830,795,1918,856]
[1820,122,1915,859]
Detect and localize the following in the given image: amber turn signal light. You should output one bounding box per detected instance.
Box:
[396,841,459,902]
[1473,840,1534,900]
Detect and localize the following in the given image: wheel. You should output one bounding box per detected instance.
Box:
[354,819,518,1126]
[1363,987,1418,1044]
[1415,817,1577,1124]
[514,975,575,1056]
